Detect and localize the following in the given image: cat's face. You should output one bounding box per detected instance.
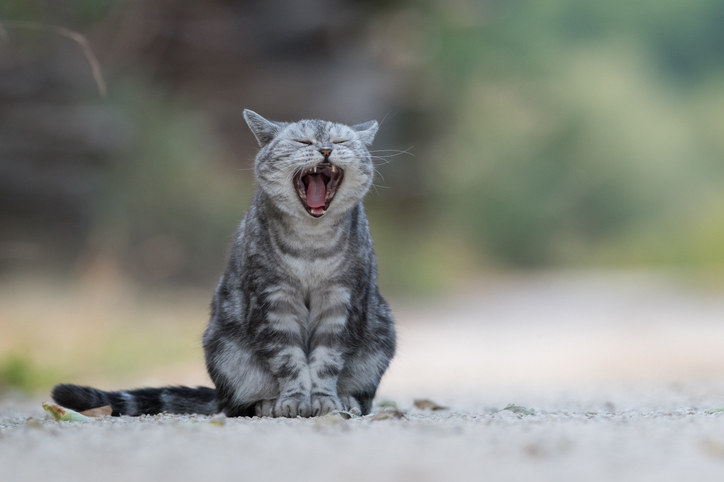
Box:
[244,110,378,219]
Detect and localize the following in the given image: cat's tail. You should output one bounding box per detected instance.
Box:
[51,383,218,416]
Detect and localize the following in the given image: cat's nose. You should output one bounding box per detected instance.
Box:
[319,148,332,158]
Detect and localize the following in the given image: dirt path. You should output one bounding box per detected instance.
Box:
[2,388,724,482]
[3,272,724,481]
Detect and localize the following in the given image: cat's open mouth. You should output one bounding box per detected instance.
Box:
[294,162,344,217]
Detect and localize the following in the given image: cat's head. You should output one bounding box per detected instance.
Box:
[243,109,378,219]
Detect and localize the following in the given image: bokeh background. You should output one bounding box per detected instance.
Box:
[2,0,723,396]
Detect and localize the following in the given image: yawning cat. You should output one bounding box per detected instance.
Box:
[52,110,396,417]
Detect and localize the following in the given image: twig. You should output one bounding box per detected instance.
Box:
[0,20,106,97]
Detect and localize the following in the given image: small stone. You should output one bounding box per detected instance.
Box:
[209,413,227,426]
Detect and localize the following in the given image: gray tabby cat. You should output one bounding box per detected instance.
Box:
[52,110,396,417]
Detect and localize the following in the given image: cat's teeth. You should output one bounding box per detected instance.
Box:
[313,166,317,174]
[331,165,337,173]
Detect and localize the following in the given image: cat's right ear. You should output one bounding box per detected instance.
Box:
[243,109,283,147]
[351,120,379,146]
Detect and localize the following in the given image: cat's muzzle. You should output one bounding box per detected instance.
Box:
[294,162,344,218]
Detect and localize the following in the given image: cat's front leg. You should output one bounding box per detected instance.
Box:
[266,344,312,417]
[307,287,351,416]
[255,294,313,418]
[308,344,345,415]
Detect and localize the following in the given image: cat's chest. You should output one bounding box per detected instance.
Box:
[271,221,350,289]
[280,251,345,290]
[264,253,351,332]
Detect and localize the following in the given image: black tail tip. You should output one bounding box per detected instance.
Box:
[50,383,74,402]
[51,383,100,411]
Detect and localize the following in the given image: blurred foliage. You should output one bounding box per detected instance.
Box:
[427,0,724,269]
[2,0,724,395]
[0,278,208,393]
[86,79,250,284]
[1,0,724,295]
[0,353,58,391]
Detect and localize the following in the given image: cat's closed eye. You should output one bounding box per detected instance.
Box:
[332,139,349,144]
[295,140,313,145]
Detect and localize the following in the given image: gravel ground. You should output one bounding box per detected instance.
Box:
[2,389,724,482]
[3,272,724,481]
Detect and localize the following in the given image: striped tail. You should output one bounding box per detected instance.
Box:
[51,384,218,416]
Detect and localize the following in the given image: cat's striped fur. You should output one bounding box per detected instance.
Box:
[52,110,396,417]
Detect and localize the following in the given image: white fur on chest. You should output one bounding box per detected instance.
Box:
[275,216,349,291]
[280,250,345,291]
[269,252,351,333]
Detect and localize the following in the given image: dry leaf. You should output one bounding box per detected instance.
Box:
[502,404,535,416]
[314,412,346,428]
[334,409,360,420]
[80,405,112,417]
[413,399,448,411]
[313,409,360,427]
[42,402,91,422]
[370,406,407,421]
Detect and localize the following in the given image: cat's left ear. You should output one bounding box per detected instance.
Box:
[243,109,284,147]
[351,120,379,146]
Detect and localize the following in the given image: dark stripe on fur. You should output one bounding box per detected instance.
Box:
[51,384,218,416]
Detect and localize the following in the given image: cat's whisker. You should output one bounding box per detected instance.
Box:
[368,148,414,169]
[368,147,415,157]
[371,157,395,167]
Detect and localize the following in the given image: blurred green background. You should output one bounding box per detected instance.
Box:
[1,0,724,392]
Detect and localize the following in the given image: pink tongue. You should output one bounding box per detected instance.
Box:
[305,174,327,208]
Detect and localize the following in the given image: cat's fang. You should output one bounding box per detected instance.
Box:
[294,162,344,217]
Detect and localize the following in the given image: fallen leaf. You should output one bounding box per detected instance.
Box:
[313,412,347,428]
[42,402,91,422]
[370,406,407,421]
[80,405,112,417]
[413,399,448,411]
[335,409,361,420]
[502,404,535,416]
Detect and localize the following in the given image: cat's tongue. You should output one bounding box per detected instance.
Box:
[305,174,327,208]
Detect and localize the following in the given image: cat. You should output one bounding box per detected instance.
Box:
[52,110,396,417]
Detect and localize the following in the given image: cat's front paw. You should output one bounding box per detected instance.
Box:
[254,399,275,417]
[273,393,311,418]
[339,394,362,414]
[311,393,342,416]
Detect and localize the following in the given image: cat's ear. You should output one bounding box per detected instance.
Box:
[351,120,379,146]
[243,109,283,147]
